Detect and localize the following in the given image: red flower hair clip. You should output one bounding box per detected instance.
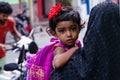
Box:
[48,2,62,20]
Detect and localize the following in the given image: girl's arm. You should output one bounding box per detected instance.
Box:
[53,46,79,69]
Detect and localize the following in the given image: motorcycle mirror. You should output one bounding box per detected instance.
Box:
[28,41,38,54]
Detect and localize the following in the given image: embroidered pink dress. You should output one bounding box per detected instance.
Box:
[26,38,81,80]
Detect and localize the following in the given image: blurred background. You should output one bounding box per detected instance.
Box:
[0,0,119,27]
[0,0,119,80]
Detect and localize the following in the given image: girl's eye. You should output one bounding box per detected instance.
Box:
[58,29,65,33]
[71,26,77,31]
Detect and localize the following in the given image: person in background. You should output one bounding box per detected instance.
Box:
[0,2,22,73]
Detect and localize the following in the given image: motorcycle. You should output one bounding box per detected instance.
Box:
[14,9,31,37]
[1,36,38,80]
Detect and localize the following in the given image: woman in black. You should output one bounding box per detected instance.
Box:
[51,1,120,80]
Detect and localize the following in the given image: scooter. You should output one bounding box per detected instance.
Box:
[1,36,38,80]
[14,9,31,37]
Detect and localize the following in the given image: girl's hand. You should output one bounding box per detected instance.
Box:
[25,54,35,69]
[75,44,79,48]
[53,46,79,68]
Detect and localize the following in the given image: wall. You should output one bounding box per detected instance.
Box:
[44,0,55,17]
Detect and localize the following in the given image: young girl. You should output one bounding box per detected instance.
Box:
[26,2,83,80]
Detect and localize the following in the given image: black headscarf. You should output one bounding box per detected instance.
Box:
[76,1,120,80]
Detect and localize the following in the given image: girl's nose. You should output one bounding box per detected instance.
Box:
[66,31,72,37]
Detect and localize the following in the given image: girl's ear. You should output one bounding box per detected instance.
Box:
[46,27,58,37]
[79,21,85,31]
[50,30,57,37]
[46,27,56,36]
[51,30,55,36]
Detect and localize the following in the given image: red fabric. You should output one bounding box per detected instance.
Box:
[0,17,15,58]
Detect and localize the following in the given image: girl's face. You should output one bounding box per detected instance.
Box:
[54,20,80,48]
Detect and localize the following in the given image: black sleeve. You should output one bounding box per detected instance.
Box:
[51,48,84,80]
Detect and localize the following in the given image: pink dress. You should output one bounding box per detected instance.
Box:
[26,38,81,80]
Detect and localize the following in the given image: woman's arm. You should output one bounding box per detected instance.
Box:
[53,46,79,69]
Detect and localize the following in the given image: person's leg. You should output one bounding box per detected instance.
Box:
[0,56,6,73]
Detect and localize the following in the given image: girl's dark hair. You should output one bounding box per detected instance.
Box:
[0,2,13,15]
[49,7,81,31]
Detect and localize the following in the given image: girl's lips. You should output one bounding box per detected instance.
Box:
[67,39,74,43]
